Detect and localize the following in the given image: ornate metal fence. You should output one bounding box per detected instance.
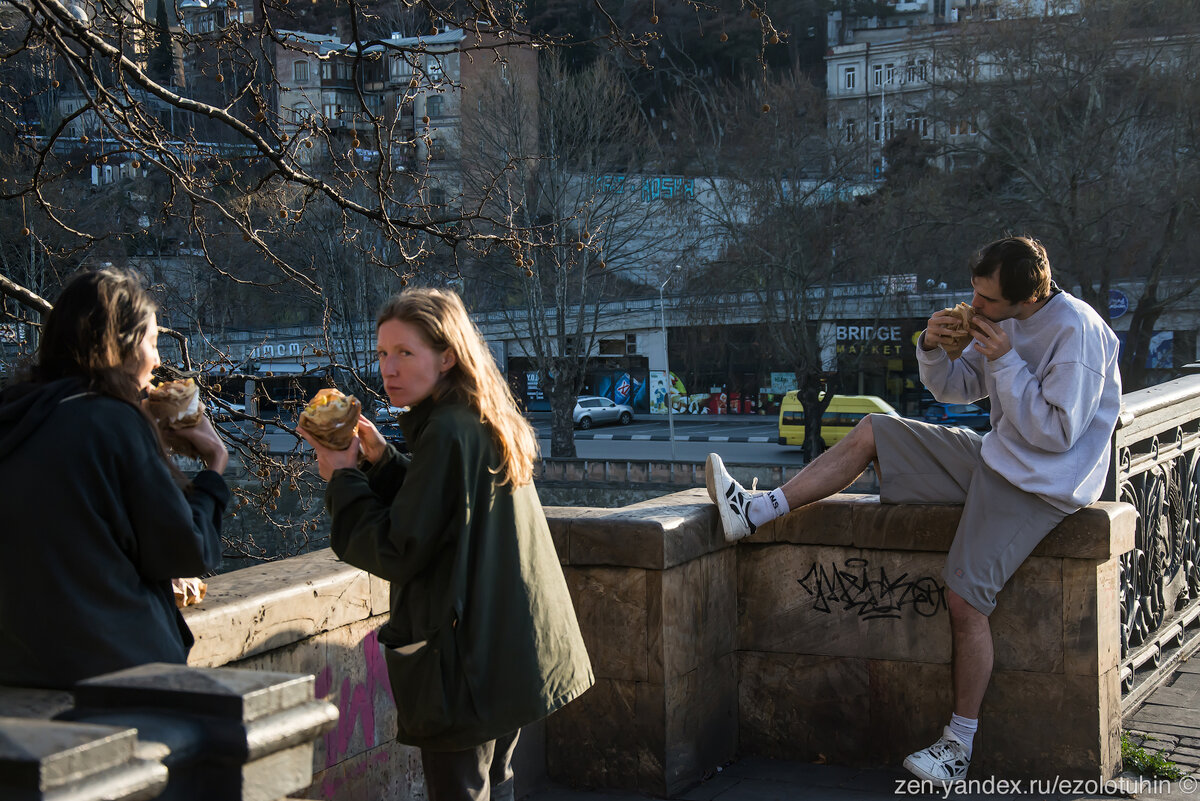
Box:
[1105,374,1200,708]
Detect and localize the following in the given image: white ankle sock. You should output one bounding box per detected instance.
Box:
[949,714,977,759]
[747,489,790,528]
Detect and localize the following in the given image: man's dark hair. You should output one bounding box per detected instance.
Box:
[970,236,1052,304]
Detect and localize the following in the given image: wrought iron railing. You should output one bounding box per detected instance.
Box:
[1105,373,1200,708]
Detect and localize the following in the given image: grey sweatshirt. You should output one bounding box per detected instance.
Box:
[916,289,1122,512]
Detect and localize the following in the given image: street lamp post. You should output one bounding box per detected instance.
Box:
[659,264,683,461]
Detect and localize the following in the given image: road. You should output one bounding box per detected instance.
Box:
[531,416,808,466]
[235,414,807,466]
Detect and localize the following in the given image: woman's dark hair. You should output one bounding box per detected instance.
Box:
[970,236,1052,304]
[34,269,189,484]
[34,268,156,405]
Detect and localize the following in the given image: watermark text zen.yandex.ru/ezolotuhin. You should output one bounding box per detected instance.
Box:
[895,775,1196,798]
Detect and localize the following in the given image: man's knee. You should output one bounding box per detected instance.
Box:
[946,588,987,626]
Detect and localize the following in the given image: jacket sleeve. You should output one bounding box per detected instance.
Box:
[364,443,410,499]
[325,418,461,587]
[117,408,227,580]
[988,349,1106,453]
[916,334,989,404]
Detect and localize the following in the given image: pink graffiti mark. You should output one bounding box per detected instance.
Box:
[315,628,396,771]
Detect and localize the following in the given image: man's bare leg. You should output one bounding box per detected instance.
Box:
[947,588,993,719]
[777,415,880,511]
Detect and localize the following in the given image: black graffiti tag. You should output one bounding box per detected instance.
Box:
[797,558,946,620]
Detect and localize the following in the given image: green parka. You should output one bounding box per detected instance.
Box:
[325,397,593,751]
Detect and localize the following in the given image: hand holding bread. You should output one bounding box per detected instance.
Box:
[924,302,977,360]
[297,388,361,450]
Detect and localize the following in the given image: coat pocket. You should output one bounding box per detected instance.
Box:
[382,625,462,743]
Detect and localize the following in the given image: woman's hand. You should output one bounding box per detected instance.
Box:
[171,416,229,474]
[355,416,389,465]
[297,426,361,482]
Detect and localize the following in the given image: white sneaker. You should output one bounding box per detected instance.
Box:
[902,727,970,787]
[705,453,757,542]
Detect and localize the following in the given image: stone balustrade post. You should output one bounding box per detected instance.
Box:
[0,664,336,801]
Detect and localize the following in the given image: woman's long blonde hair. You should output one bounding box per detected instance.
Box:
[377,288,538,487]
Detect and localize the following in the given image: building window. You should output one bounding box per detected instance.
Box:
[844,66,856,90]
[426,95,444,117]
[843,119,858,143]
[293,60,309,83]
[885,62,896,85]
[873,64,883,86]
[873,112,895,143]
[904,115,929,138]
[391,55,414,80]
[430,187,446,206]
[323,103,339,121]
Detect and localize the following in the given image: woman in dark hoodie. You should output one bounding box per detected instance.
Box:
[0,269,229,689]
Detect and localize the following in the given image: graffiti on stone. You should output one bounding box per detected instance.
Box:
[797,557,946,620]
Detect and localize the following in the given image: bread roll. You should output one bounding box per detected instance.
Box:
[299,388,361,450]
[942,302,976,347]
[146,378,204,430]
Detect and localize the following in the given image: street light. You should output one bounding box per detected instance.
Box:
[659,264,683,461]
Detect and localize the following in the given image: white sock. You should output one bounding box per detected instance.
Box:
[747,488,790,528]
[949,713,978,759]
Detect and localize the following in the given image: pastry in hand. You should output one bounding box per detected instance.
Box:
[147,378,204,430]
[172,577,207,608]
[941,302,976,348]
[298,388,361,450]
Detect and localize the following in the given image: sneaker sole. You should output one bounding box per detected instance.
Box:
[706,453,752,542]
[901,755,959,788]
[705,453,719,504]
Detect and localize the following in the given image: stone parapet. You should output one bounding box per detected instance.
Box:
[0,489,1131,800]
[543,489,1132,790]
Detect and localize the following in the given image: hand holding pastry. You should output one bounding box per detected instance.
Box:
[923,303,976,360]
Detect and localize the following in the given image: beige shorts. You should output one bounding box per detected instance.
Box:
[870,414,1068,616]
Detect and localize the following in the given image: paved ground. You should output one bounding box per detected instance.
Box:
[527,659,1200,801]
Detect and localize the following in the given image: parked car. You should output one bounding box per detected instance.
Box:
[922,402,990,432]
[573,396,634,429]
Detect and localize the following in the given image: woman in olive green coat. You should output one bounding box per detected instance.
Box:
[301,288,593,801]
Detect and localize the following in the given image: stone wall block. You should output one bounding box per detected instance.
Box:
[737,652,870,763]
[544,678,661,792]
[989,556,1064,673]
[1062,557,1121,677]
[867,660,954,764]
[664,652,737,795]
[186,550,374,668]
[563,567,649,682]
[738,544,952,662]
[978,670,1114,779]
[662,550,736,680]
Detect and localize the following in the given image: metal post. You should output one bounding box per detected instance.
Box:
[659,265,682,461]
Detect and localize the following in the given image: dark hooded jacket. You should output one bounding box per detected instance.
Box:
[326,397,593,750]
[0,377,227,689]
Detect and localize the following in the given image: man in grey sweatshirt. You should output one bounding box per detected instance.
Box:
[706,236,1122,787]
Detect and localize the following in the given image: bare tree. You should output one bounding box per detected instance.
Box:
[0,0,782,560]
[668,70,891,459]
[460,52,676,457]
[923,3,1200,388]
